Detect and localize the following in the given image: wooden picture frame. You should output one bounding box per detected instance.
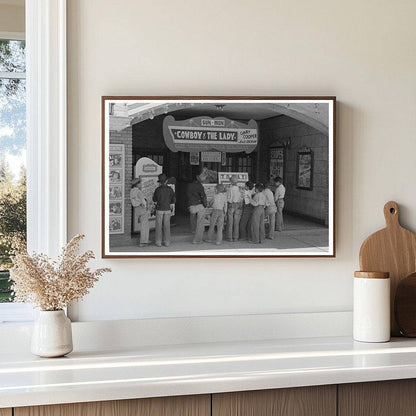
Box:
[102,96,336,258]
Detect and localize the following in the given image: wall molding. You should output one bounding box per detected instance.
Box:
[26,0,67,257]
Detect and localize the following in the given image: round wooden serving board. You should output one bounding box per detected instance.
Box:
[395,273,416,337]
[359,201,416,336]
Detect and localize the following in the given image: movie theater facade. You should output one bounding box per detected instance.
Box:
[104,98,334,250]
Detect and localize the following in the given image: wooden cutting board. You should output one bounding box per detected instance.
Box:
[359,201,416,336]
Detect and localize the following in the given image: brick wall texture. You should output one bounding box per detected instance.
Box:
[260,116,329,224]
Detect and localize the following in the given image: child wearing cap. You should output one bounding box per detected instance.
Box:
[207,184,227,245]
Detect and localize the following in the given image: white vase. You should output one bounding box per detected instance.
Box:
[31,310,73,357]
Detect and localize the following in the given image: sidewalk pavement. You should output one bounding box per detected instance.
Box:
[111,214,329,254]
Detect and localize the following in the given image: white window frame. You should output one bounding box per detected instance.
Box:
[0,0,67,323]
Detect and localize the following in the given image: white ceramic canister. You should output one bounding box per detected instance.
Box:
[353,271,390,343]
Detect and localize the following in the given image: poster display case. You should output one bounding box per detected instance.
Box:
[269,146,284,181]
[109,144,125,234]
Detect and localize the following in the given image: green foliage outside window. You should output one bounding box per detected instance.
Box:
[0,39,27,302]
[0,161,26,302]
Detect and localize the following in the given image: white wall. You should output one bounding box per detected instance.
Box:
[67,0,416,322]
[0,3,24,33]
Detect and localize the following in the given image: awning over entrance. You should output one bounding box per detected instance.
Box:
[162,115,258,153]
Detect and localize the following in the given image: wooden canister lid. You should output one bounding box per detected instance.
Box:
[354,271,390,279]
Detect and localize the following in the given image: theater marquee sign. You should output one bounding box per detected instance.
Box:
[163,116,258,153]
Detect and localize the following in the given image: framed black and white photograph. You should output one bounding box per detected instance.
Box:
[102,96,336,258]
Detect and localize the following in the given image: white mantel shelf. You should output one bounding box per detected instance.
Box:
[2,336,416,408]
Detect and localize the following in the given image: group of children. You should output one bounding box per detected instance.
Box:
[206,175,285,245]
[130,173,285,248]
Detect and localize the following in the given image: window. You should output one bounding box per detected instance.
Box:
[223,155,233,172]
[147,154,164,166]
[0,36,26,305]
[237,154,253,176]
[0,0,68,323]
[223,153,256,180]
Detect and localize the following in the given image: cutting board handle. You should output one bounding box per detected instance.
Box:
[384,201,400,228]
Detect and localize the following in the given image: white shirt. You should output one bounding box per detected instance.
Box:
[274,184,286,201]
[212,192,227,211]
[243,188,255,204]
[227,184,242,203]
[263,188,276,208]
[251,191,267,206]
[130,187,146,208]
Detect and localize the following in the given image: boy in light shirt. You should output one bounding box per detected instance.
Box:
[274,176,286,231]
[207,184,227,245]
[264,182,277,239]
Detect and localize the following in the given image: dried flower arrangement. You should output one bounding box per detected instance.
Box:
[10,234,111,311]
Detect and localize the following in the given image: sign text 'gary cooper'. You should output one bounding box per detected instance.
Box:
[163,115,258,153]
